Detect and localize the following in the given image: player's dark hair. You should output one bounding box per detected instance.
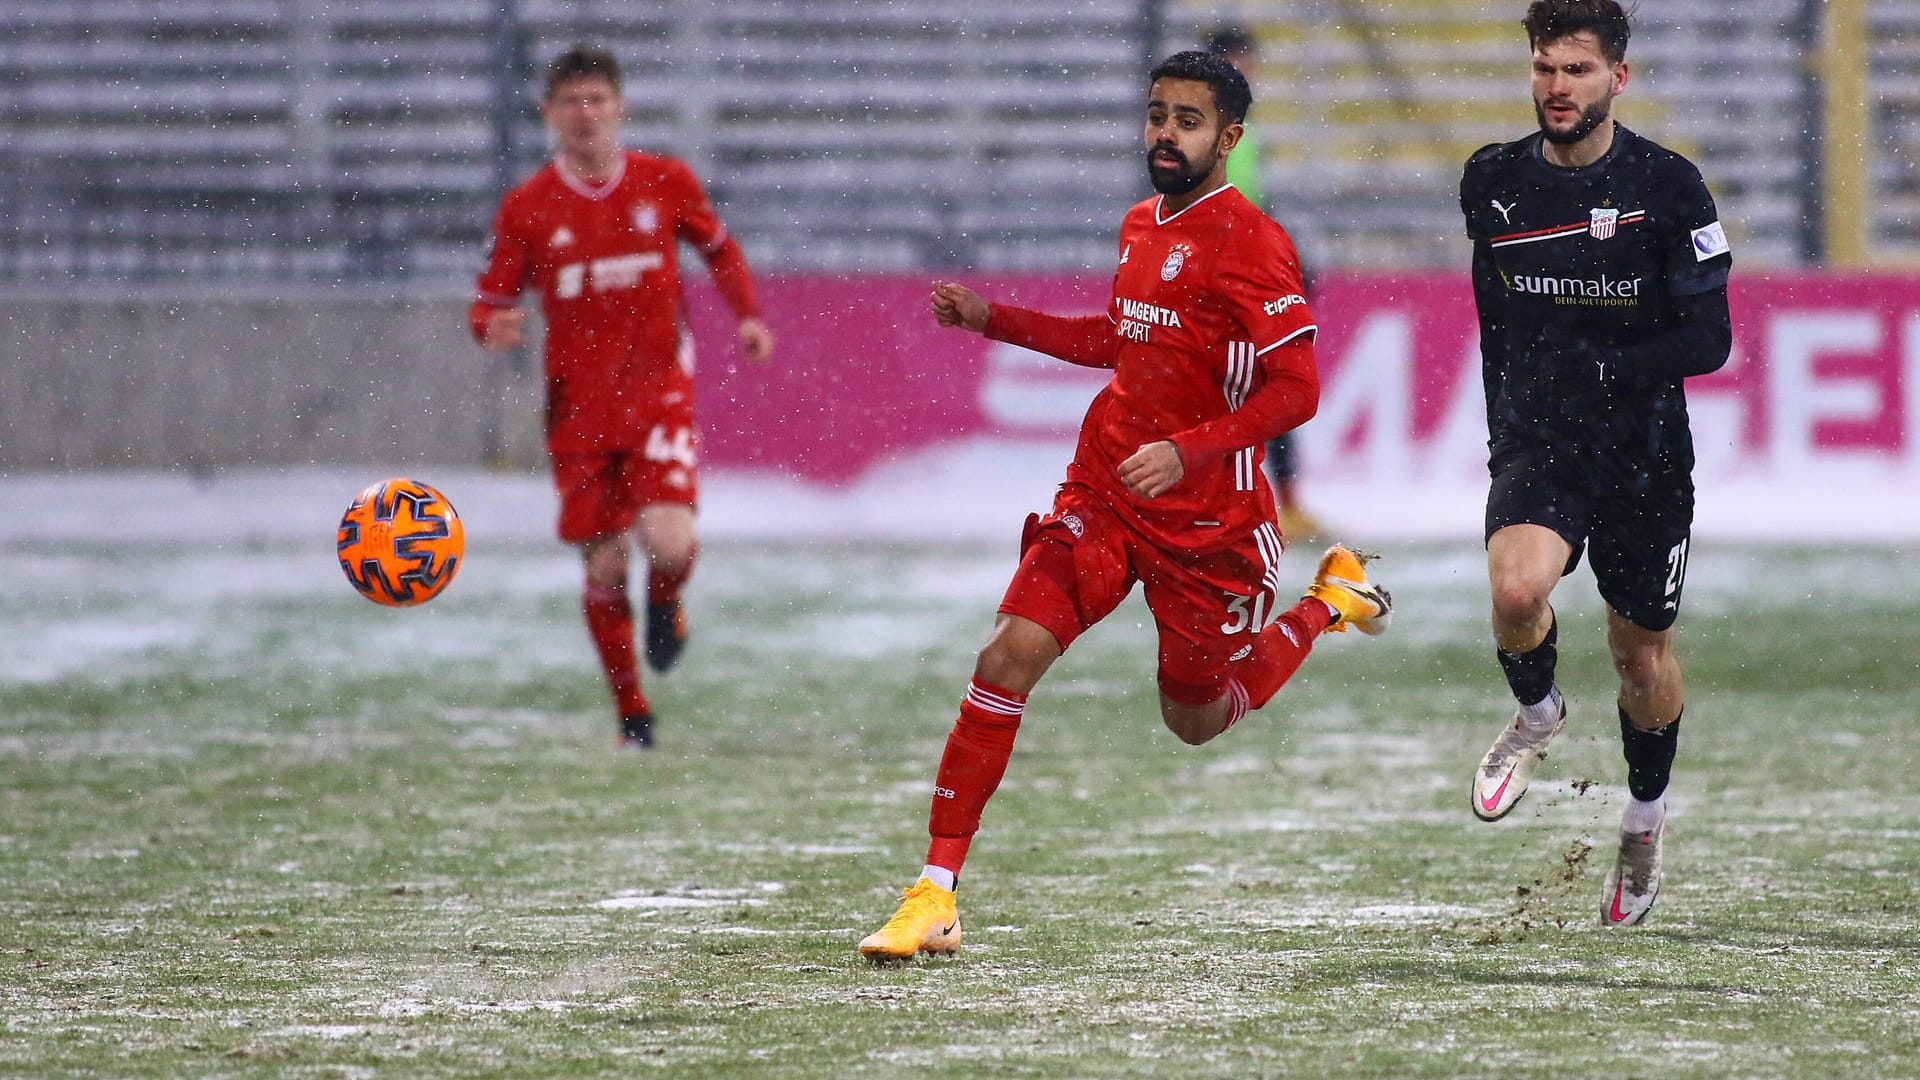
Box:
[1205,25,1257,58]
[1150,49,1253,127]
[1523,0,1632,63]
[546,44,622,98]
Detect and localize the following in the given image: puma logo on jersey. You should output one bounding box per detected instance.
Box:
[1491,199,1517,223]
[550,226,576,248]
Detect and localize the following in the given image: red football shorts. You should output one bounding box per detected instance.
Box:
[548,422,699,544]
[999,483,1287,705]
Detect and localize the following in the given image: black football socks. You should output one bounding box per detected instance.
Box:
[1619,706,1681,802]
[1497,612,1558,708]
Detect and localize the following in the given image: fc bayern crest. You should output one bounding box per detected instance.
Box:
[1588,207,1620,240]
[631,203,660,234]
[1160,244,1192,282]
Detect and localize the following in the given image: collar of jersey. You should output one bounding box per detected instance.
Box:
[555,152,628,200]
[1154,183,1235,225]
[1527,123,1629,179]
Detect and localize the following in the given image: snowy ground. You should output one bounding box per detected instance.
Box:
[5,452,1917,1078]
[5,440,1917,552]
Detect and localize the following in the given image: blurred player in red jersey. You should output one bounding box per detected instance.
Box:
[471,45,774,750]
[858,50,1393,962]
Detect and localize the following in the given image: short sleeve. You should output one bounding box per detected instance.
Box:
[1664,160,1732,297]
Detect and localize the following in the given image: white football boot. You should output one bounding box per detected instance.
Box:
[1471,692,1567,821]
[1601,821,1665,927]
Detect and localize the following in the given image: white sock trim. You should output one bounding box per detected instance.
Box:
[1621,795,1666,835]
[965,679,1026,717]
[1518,685,1563,729]
[920,865,956,892]
[1223,678,1251,730]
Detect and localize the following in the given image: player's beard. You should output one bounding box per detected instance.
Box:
[1535,94,1613,145]
[1146,138,1221,195]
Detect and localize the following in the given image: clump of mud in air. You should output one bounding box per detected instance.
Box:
[1474,837,1594,944]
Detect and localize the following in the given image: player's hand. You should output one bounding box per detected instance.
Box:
[1119,440,1184,498]
[930,281,989,333]
[480,307,528,351]
[738,317,775,362]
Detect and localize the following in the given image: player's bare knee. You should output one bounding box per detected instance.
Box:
[1609,628,1670,673]
[974,621,1058,694]
[1160,706,1220,746]
[1164,719,1215,746]
[973,641,1016,687]
[1613,651,1674,699]
[1156,678,1226,745]
[1158,692,1223,745]
[581,538,629,587]
[646,543,694,578]
[1490,580,1550,627]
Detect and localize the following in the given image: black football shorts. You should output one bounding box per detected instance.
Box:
[1484,443,1695,632]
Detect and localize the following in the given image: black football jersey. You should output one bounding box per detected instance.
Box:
[1460,125,1731,465]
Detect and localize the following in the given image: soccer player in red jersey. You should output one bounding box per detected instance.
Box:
[470,45,774,750]
[858,50,1393,962]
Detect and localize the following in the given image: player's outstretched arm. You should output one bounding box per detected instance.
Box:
[930,281,989,332]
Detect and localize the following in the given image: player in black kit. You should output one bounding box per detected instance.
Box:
[1458,0,1732,927]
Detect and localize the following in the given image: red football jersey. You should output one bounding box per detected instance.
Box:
[1067,185,1318,553]
[474,150,759,452]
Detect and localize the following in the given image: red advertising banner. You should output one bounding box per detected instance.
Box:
[687,271,1920,490]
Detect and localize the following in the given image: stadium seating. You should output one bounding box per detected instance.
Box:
[0,0,1904,282]
[1870,2,1920,255]
[1192,0,1815,267]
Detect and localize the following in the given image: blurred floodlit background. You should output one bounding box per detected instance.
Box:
[7,1,1895,282]
[0,1,1913,540]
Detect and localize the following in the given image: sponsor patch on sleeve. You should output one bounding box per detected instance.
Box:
[1691,220,1730,262]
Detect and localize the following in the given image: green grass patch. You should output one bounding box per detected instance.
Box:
[2,535,1917,1077]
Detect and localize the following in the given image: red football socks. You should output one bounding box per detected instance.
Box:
[583,578,647,717]
[925,678,1028,875]
[1237,598,1331,709]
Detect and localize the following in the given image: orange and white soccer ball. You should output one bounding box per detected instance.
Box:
[336,477,464,606]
